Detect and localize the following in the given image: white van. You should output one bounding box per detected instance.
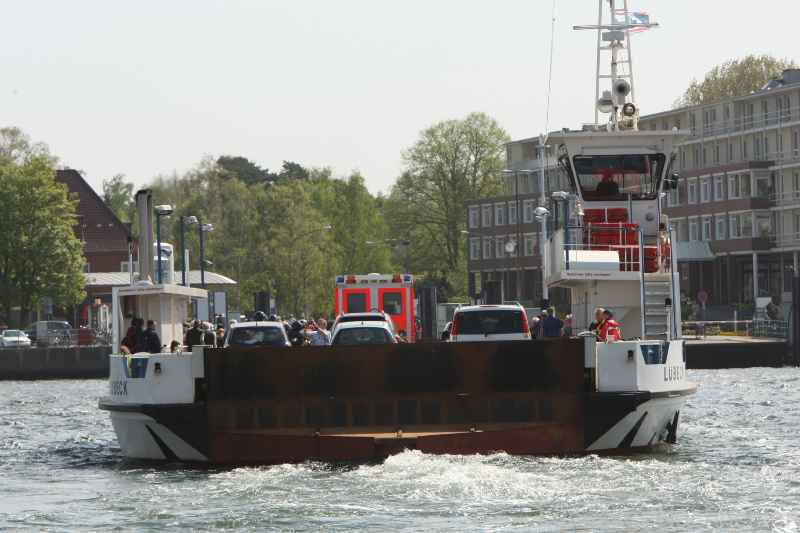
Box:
[448,304,531,342]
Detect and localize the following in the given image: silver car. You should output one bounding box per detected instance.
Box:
[1,329,31,348]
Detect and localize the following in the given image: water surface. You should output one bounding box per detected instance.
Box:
[1,369,798,531]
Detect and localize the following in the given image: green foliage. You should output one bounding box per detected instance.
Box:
[384,112,509,299]
[217,155,274,186]
[102,174,135,222]
[0,128,85,326]
[676,54,797,107]
[147,156,392,317]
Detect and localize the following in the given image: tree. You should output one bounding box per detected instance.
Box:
[102,174,135,222]
[278,160,309,181]
[310,171,393,275]
[216,155,274,186]
[676,54,797,107]
[385,112,509,297]
[0,128,85,326]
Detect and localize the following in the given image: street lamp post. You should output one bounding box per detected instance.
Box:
[154,205,174,285]
[179,215,198,287]
[534,206,550,304]
[199,221,214,289]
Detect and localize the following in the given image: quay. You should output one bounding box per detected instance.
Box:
[0,346,111,380]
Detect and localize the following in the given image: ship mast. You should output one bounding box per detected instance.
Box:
[574,0,658,130]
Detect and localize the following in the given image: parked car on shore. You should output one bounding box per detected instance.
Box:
[25,321,74,347]
[0,329,32,348]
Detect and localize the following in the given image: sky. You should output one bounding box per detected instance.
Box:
[1,0,798,197]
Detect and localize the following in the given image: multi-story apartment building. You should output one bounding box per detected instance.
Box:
[467,68,800,312]
[465,140,565,306]
[639,68,800,311]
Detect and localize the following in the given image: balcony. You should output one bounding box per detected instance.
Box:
[688,105,800,141]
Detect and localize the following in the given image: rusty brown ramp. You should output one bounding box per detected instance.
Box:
[202,339,588,464]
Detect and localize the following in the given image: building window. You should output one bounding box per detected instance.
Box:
[482,205,492,227]
[121,261,137,272]
[755,212,772,238]
[468,206,480,229]
[522,199,535,223]
[667,186,679,207]
[794,211,800,238]
[762,100,769,125]
[469,238,481,261]
[794,172,800,200]
[729,214,741,239]
[742,139,749,160]
[714,175,724,201]
[523,233,537,256]
[715,215,727,240]
[507,201,517,225]
[482,237,493,259]
[495,236,506,258]
[741,212,753,237]
[689,218,699,241]
[793,130,800,156]
[81,262,90,273]
[702,216,713,241]
[728,174,740,199]
[700,177,711,203]
[727,143,734,163]
[741,174,752,197]
[688,179,698,204]
[754,173,773,199]
[714,144,720,164]
[494,203,506,226]
[673,219,688,242]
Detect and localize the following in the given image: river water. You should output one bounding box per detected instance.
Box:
[1,368,798,532]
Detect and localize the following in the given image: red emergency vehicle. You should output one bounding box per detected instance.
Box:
[334,273,416,341]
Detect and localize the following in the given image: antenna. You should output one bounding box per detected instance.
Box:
[574,0,658,129]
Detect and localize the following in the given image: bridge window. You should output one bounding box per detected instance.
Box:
[573,154,665,199]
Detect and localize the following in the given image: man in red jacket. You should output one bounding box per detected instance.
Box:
[598,309,621,342]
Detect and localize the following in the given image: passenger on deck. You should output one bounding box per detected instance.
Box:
[144,320,162,353]
[184,320,204,350]
[596,170,620,196]
[121,317,140,353]
[589,307,605,336]
[541,308,563,338]
[598,309,621,342]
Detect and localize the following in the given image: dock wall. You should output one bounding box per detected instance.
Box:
[0,346,111,380]
[685,341,788,369]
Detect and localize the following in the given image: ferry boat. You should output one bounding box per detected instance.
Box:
[99,1,696,464]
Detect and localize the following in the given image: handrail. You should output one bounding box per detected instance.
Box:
[638,228,646,339]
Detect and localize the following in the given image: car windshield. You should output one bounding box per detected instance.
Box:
[573,154,665,199]
[333,327,394,345]
[455,310,524,335]
[4,330,21,337]
[228,326,286,347]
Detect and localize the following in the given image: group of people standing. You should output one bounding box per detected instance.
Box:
[120,317,163,354]
[531,308,573,338]
[529,307,621,341]
[589,307,621,342]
